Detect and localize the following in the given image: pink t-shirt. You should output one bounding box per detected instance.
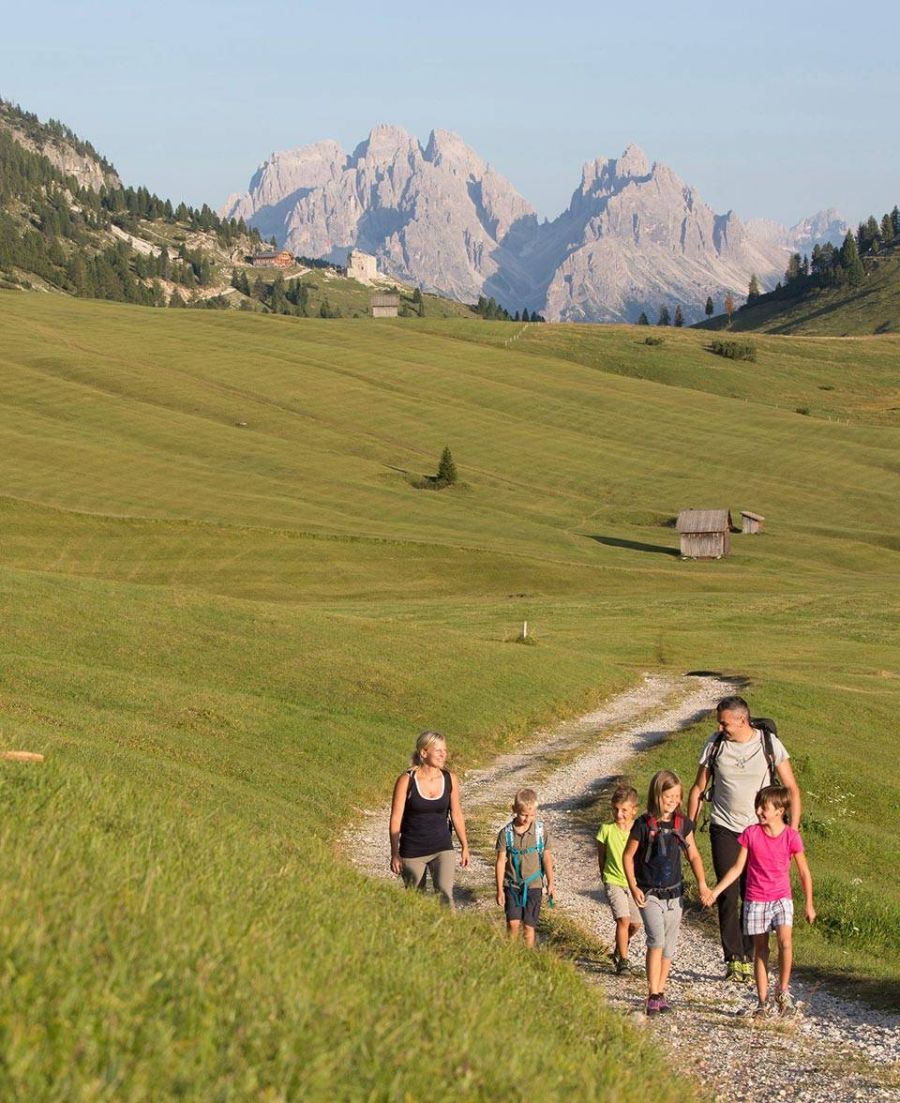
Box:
[737,823,804,902]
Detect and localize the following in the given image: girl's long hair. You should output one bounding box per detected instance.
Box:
[411,730,446,767]
[647,770,683,818]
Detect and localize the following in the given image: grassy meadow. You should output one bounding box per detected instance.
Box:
[0,293,898,1100]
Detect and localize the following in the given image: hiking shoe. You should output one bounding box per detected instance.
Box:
[616,956,642,976]
[725,960,742,984]
[656,994,672,1013]
[749,1000,773,1019]
[776,990,798,1018]
[738,960,754,984]
[645,995,663,1016]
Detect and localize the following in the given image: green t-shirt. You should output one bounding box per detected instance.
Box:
[596,822,631,888]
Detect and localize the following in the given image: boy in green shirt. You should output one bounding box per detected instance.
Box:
[597,784,642,975]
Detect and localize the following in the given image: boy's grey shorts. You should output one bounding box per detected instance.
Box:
[604,883,641,925]
[640,894,682,958]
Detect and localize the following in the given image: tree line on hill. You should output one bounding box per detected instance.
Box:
[0,120,260,306]
[474,295,546,322]
[740,206,899,314]
[637,305,686,327]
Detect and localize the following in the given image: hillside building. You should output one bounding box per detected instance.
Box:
[347,250,378,283]
[370,291,400,318]
[248,250,294,268]
[676,509,733,559]
[740,511,765,534]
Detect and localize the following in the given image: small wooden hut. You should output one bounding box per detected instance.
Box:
[741,511,765,534]
[676,509,733,559]
[371,291,400,318]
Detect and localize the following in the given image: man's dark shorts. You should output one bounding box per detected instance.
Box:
[504,886,542,928]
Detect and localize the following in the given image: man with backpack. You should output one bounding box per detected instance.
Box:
[687,695,802,983]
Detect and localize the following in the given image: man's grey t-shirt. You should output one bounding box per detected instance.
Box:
[699,730,789,832]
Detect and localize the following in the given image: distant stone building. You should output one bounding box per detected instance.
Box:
[370,291,400,318]
[347,250,378,283]
[676,509,733,559]
[248,250,294,268]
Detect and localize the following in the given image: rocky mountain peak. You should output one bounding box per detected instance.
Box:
[351,123,417,164]
[617,143,651,179]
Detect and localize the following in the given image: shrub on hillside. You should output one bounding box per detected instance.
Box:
[643,335,664,346]
[709,339,757,362]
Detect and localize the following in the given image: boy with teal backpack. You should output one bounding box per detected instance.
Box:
[496,788,555,948]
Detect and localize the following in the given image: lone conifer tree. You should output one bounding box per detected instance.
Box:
[674,306,684,327]
[657,305,671,326]
[840,231,864,287]
[705,296,714,317]
[437,447,458,486]
[637,311,649,325]
[747,273,761,303]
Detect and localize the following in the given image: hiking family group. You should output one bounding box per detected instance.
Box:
[388,696,815,1019]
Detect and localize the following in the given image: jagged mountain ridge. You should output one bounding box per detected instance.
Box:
[223,127,847,322]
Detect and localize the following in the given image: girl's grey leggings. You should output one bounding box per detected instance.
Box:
[401,850,456,908]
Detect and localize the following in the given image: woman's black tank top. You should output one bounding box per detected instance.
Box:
[399,769,453,858]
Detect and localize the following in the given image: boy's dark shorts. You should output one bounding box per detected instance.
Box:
[504,886,542,928]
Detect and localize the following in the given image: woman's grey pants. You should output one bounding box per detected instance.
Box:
[401,850,456,908]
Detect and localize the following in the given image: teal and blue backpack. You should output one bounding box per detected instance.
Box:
[503,820,546,908]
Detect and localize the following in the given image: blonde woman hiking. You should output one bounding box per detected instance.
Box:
[389,731,469,908]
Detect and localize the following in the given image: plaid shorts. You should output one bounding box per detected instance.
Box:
[743,897,794,935]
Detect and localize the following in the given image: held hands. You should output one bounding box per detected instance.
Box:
[700,885,717,908]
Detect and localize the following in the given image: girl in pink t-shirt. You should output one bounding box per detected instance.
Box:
[704,785,815,1017]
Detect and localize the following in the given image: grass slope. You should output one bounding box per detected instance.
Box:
[0,294,898,1099]
[695,247,900,336]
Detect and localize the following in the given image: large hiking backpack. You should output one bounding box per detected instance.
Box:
[640,812,689,896]
[503,820,545,908]
[702,717,779,805]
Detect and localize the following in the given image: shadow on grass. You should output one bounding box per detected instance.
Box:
[586,534,679,557]
[793,963,900,1013]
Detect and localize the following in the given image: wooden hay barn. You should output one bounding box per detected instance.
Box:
[676,509,733,559]
[371,291,400,318]
[741,511,765,534]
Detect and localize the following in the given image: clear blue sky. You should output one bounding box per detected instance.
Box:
[2,0,896,228]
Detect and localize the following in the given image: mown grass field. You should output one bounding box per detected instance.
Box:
[0,293,897,1100]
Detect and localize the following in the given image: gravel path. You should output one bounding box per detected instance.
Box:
[349,673,899,1101]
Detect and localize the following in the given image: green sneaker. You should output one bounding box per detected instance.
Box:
[738,960,754,984]
[725,960,742,984]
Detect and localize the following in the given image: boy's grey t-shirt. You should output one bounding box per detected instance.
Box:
[497,822,551,886]
[699,730,789,832]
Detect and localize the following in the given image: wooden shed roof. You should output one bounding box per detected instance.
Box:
[371,292,401,306]
[741,511,765,521]
[676,509,733,534]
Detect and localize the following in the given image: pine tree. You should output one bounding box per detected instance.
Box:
[892,206,900,236]
[637,311,649,325]
[437,446,458,486]
[705,297,714,318]
[747,273,761,303]
[657,305,670,326]
[673,305,684,327]
[840,231,864,287]
[881,213,893,242]
[724,294,735,323]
